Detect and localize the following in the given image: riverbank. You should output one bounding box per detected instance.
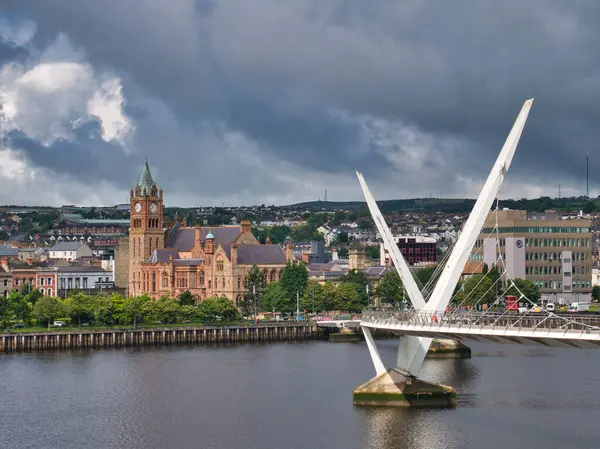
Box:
[0,323,321,352]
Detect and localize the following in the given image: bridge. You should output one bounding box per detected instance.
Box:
[315,320,361,329]
[349,98,600,407]
[361,310,600,349]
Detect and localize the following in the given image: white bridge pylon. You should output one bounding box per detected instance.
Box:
[357,98,534,378]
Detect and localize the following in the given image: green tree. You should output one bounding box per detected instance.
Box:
[415,266,436,286]
[180,305,197,322]
[364,246,379,260]
[178,290,196,306]
[337,247,349,258]
[111,293,127,324]
[241,265,265,318]
[0,293,11,328]
[592,285,600,302]
[66,292,95,325]
[376,271,404,306]
[123,295,151,328]
[279,262,308,304]
[505,278,541,303]
[33,296,67,330]
[214,297,240,322]
[456,274,495,306]
[261,281,292,313]
[336,283,363,312]
[9,291,33,326]
[342,269,370,305]
[583,201,596,214]
[93,295,115,324]
[0,230,9,241]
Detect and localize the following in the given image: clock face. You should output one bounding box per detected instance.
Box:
[150,202,158,213]
[134,202,142,213]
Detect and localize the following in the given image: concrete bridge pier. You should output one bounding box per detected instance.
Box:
[353,327,456,408]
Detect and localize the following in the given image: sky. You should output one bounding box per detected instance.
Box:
[0,1,598,207]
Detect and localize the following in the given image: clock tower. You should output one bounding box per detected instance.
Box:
[129,160,164,295]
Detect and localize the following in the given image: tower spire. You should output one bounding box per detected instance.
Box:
[138,159,156,195]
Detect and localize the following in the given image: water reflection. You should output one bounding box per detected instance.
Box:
[0,341,599,449]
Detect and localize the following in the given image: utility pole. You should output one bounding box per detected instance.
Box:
[586,153,589,198]
[558,184,561,200]
[366,282,370,307]
[312,282,315,314]
[296,290,300,321]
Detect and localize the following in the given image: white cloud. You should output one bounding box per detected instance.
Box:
[0,33,133,148]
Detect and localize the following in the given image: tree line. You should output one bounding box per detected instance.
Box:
[0,289,239,330]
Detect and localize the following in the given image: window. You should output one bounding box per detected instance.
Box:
[68,278,73,289]
[152,272,156,292]
[47,289,53,296]
[162,272,169,289]
[75,278,80,289]
[47,277,53,285]
[83,278,88,289]
[564,272,571,277]
[3,280,7,286]
[200,271,205,286]
[217,259,224,271]
[270,270,276,283]
[237,276,241,289]
[40,277,45,286]
[40,288,45,295]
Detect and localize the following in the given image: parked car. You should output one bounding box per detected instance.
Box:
[545,303,555,312]
[13,323,25,329]
[53,321,66,327]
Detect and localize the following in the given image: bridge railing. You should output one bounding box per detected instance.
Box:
[361,310,600,333]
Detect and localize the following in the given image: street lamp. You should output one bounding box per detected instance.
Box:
[365,282,370,307]
[296,290,300,321]
[252,282,257,322]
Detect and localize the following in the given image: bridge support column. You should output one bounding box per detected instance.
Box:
[355,327,456,407]
[427,339,472,359]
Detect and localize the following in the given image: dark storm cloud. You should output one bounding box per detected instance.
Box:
[4,122,134,185]
[3,0,600,201]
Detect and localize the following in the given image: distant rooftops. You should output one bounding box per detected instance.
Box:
[49,242,88,251]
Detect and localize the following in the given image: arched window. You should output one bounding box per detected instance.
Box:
[40,288,45,295]
[270,269,276,283]
[199,271,205,286]
[162,272,169,289]
[47,289,53,296]
[236,295,243,307]
[152,272,156,292]
[263,269,268,283]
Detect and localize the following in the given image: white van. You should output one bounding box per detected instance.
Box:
[53,321,66,327]
[568,303,590,313]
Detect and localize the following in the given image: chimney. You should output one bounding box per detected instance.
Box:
[231,243,238,265]
[241,220,251,233]
[194,225,201,247]
[27,258,33,265]
[285,241,294,263]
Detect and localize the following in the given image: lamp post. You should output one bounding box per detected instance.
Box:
[312,282,315,315]
[296,290,300,321]
[253,282,257,322]
[365,282,370,308]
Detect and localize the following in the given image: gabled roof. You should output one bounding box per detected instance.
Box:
[147,248,180,263]
[50,242,87,251]
[236,244,286,265]
[0,247,18,257]
[168,226,242,252]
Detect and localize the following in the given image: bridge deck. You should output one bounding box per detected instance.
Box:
[360,311,600,349]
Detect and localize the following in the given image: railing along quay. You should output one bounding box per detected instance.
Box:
[361,311,600,334]
[0,323,321,353]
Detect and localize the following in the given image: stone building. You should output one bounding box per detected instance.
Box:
[128,161,293,303]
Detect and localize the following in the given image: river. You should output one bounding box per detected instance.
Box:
[0,340,598,449]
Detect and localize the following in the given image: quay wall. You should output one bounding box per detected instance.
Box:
[0,324,322,353]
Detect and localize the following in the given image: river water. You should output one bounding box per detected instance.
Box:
[0,340,599,449]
